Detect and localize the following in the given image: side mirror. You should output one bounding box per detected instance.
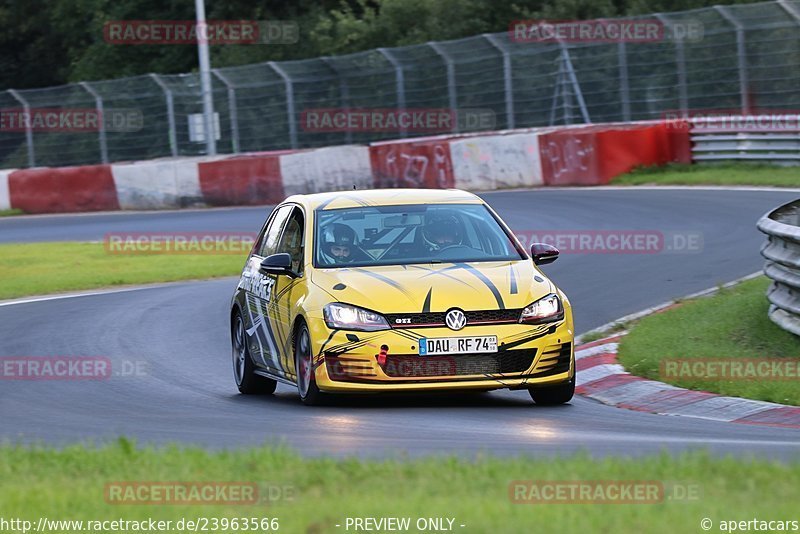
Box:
[260,253,298,277]
[530,243,559,265]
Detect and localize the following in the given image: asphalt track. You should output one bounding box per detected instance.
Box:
[2,188,800,458]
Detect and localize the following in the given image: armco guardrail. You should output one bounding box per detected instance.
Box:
[691,115,800,162]
[758,199,800,336]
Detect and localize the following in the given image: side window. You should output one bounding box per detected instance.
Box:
[257,205,293,258]
[276,208,305,273]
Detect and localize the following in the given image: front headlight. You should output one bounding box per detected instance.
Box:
[323,303,390,331]
[520,294,563,324]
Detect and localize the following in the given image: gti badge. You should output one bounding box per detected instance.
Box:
[445,309,467,331]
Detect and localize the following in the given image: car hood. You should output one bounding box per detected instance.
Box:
[310,261,554,313]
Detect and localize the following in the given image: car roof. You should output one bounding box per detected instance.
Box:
[285,188,484,211]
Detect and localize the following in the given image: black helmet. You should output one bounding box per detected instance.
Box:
[321,223,358,262]
[423,212,463,250]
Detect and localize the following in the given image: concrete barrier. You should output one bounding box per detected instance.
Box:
[0,120,692,214]
[281,146,373,195]
[0,169,13,211]
[112,158,206,209]
[9,165,119,214]
[450,132,543,190]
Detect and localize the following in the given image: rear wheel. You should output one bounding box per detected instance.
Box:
[295,322,325,406]
[529,376,575,405]
[232,312,277,395]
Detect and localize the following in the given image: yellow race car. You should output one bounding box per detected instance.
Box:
[230,189,574,405]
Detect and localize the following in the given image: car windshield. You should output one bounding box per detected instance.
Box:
[314,203,524,268]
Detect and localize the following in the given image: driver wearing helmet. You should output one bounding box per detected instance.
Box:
[423,212,464,251]
[321,223,369,265]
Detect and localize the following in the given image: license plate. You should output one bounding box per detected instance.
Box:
[419,335,498,356]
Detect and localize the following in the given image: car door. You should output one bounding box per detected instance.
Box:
[240,204,293,377]
[270,207,308,376]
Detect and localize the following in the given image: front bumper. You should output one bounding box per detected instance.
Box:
[306,318,574,393]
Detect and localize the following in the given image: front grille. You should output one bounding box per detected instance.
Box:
[383,348,536,377]
[325,356,377,379]
[530,342,572,377]
[386,308,522,328]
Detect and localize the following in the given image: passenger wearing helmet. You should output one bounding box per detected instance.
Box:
[423,212,464,251]
[321,223,370,265]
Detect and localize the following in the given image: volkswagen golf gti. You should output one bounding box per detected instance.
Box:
[229,189,574,405]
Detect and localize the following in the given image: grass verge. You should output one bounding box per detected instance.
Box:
[0,208,24,217]
[1,441,799,533]
[0,242,245,300]
[612,163,800,187]
[618,276,800,405]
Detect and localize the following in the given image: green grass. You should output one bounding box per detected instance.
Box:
[612,163,800,187]
[618,277,800,405]
[0,242,246,300]
[1,441,799,533]
[0,208,23,217]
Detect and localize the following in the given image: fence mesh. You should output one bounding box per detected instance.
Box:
[1,0,799,168]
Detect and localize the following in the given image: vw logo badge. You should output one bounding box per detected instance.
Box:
[445,309,467,331]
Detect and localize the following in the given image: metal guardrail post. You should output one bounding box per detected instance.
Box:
[777,0,800,22]
[483,34,515,130]
[268,62,298,149]
[655,14,689,117]
[558,40,591,124]
[377,48,407,137]
[617,41,631,122]
[757,200,800,336]
[149,74,178,158]
[80,82,108,164]
[7,89,35,167]
[715,5,751,115]
[428,42,459,133]
[212,70,240,154]
[320,57,353,145]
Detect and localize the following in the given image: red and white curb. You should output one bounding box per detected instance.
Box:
[575,334,800,429]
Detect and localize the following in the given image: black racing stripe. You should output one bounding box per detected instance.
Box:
[316,329,340,358]
[501,325,551,344]
[422,288,433,313]
[350,267,416,301]
[390,329,421,344]
[324,333,383,355]
[499,329,551,351]
[455,263,505,309]
[509,265,518,295]
[413,265,474,288]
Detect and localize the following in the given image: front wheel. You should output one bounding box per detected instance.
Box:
[295,322,325,406]
[528,376,575,405]
[232,312,277,395]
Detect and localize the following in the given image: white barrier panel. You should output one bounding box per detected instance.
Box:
[450,132,543,190]
[0,169,13,211]
[112,159,204,209]
[280,146,373,196]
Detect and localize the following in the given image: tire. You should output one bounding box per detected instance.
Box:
[528,376,575,405]
[294,322,325,406]
[231,311,277,395]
